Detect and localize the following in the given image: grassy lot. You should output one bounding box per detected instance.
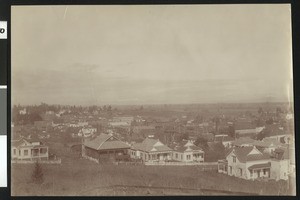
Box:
[11,140,295,196]
[11,158,295,196]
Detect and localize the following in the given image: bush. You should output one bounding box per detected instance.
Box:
[31,161,44,184]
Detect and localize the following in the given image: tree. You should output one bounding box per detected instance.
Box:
[266,118,274,125]
[212,116,220,134]
[258,107,264,115]
[180,133,189,141]
[256,131,266,141]
[31,161,44,184]
[276,107,283,117]
[228,125,235,139]
[107,105,112,112]
[194,136,208,150]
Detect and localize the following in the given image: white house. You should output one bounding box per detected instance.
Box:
[130,138,173,162]
[12,138,49,161]
[218,145,291,181]
[219,146,271,180]
[171,140,204,162]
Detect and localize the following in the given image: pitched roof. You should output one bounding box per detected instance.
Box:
[12,138,26,147]
[84,133,130,150]
[232,137,256,147]
[171,141,203,153]
[12,138,45,148]
[215,135,234,142]
[253,140,281,148]
[248,162,271,170]
[227,146,270,163]
[271,148,289,160]
[132,138,171,152]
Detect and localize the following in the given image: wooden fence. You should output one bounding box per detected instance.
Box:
[11,158,62,164]
[144,161,218,166]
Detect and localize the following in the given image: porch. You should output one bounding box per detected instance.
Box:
[147,151,173,162]
[31,146,48,160]
[248,162,271,180]
[217,159,228,174]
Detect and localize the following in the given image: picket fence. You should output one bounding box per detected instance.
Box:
[11,159,62,164]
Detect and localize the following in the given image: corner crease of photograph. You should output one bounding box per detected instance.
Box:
[11,4,295,196]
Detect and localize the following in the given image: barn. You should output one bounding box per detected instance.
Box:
[82,133,131,163]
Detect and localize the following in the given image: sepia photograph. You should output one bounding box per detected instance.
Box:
[11,4,296,196]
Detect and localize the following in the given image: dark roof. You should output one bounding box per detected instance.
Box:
[84,134,130,150]
[232,137,255,146]
[248,162,271,170]
[253,140,281,148]
[12,138,26,147]
[246,153,270,161]
[12,138,46,148]
[271,148,289,160]
[215,135,234,142]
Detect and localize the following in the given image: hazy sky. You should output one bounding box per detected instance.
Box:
[12,5,293,105]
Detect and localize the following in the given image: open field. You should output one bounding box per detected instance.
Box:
[11,157,294,196]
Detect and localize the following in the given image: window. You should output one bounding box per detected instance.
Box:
[187,155,191,160]
[13,149,16,155]
[24,150,28,156]
[239,168,243,176]
[175,153,178,159]
[233,156,236,163]
[263,169,267,175]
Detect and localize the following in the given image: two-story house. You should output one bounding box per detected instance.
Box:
[223,146,271,180]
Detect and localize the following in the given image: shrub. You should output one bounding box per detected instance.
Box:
[31,161,44,184]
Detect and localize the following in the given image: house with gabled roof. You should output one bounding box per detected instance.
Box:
[218,146,271,180]
[82,133,131,163]
[12,137,49,161]
[129,138,173,162]
[170,140,204,162]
